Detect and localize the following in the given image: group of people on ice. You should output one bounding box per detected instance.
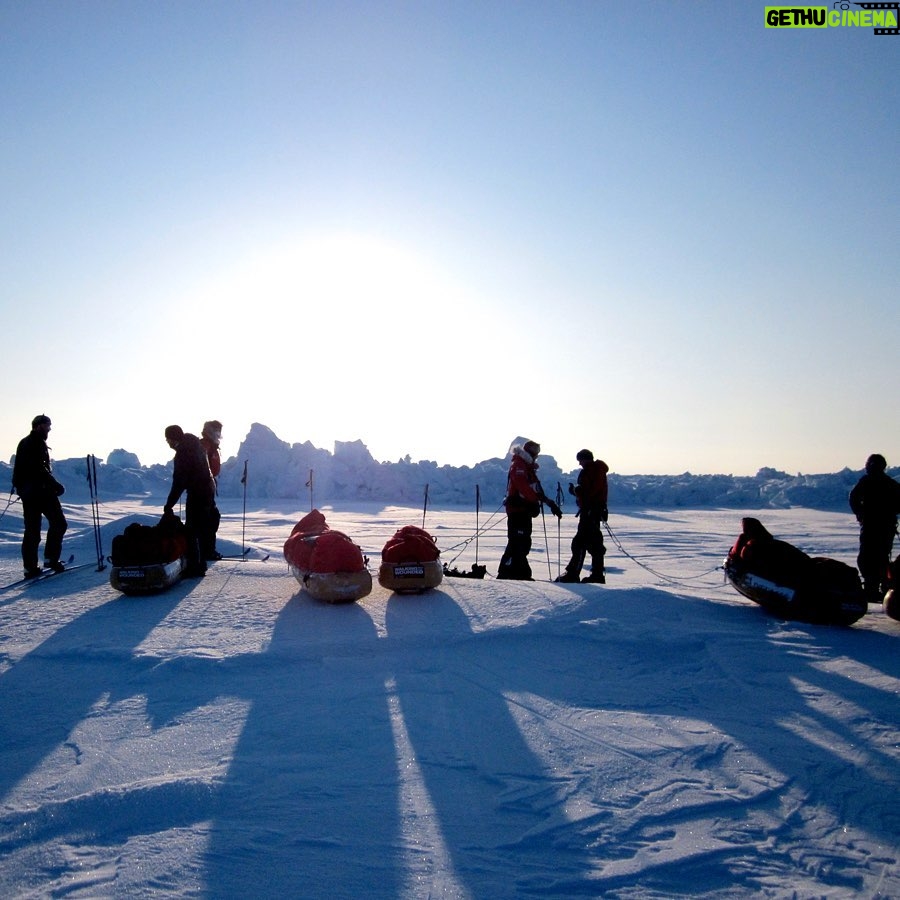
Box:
[496,439,609,584]
[11,415,224,580]
[9,413,900,599]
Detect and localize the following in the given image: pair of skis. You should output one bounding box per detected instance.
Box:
[0,555,87,592]
[0,453,104,592]
[0,454,103,592]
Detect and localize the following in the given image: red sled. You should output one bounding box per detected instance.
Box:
[378,525,443,593]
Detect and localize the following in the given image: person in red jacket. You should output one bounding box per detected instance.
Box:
[200,420,223,560]
[556,448,609,584]
[200,420,222,481]
[497,440,561,580]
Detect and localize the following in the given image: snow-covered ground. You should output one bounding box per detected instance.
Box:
[1,498,897,898]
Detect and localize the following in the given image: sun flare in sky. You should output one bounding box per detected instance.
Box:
[135,230,512,467]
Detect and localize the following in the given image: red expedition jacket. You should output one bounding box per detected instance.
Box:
[574,459,609,514]
[505,446,544,512]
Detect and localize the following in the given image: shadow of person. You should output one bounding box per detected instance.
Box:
[0,588,186,802]
[203,590,403,898]
[384,588,597,896]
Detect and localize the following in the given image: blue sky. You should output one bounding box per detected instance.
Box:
[2,1,897,476]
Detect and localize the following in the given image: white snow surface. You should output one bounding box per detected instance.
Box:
[0,498,897,899]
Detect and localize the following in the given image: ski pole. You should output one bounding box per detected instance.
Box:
[475,484,480,567]
[0,491,18,525]
[87,454,106,571]
[540,506,551,580]
[86,456,97,568]
[93,454,105,570]
[241,460,248,558]
[556,482,564,579]
[422,483,429,529]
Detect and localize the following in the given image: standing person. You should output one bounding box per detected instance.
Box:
[12,414,68,577]
[556,448,609,584]
[200,420,223,560]
[497,440,561,580]
[848,453,900,599]
[200,420,223,482]
[163,425,217,576]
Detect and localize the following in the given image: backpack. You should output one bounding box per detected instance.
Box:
[111,515,189,566]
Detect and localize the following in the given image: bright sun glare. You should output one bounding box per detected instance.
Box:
[157,231,494,463]
[188,232,467,351]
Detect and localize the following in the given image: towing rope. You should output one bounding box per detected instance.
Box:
[602,521,726,588]
[442,504,506,569]
[0,493,20,526]
[442,508,728,588]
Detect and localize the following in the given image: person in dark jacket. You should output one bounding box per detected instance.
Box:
[200,420,223,560]
[497,440,561,580]
[12,414,68,577]
[848,453,900,598]
[164,425,217,575]
[556,449,609,584]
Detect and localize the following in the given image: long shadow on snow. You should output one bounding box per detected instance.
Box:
[385,589,598,898]
[0,579,404,898]
[467,585,899,896]
[0,587,186,804]
[202,590,402,899]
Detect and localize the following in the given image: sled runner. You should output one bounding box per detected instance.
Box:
[724,518,867,626]
[378,525,443,593]
[301,568,373,603]
[111,557,186,595]
[109,515,189,595]
[284,510,372,603]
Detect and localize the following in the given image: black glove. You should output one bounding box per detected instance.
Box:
[547,500,562,519]
[53,480,65,497]
[567,482,576,496]
[600,506,608,522]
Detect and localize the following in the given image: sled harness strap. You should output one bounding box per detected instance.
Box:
[603,521,725,588]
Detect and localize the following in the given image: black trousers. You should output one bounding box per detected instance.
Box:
[858,521,897,594]
[185,493,217,570]
[21,491,67,570]
[565,510,606,577]
[497,510,535,580]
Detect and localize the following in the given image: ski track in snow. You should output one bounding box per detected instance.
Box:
[0,500,897,898]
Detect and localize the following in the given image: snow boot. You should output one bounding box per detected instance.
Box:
[555,571,581,583]
[581,571,605,584]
